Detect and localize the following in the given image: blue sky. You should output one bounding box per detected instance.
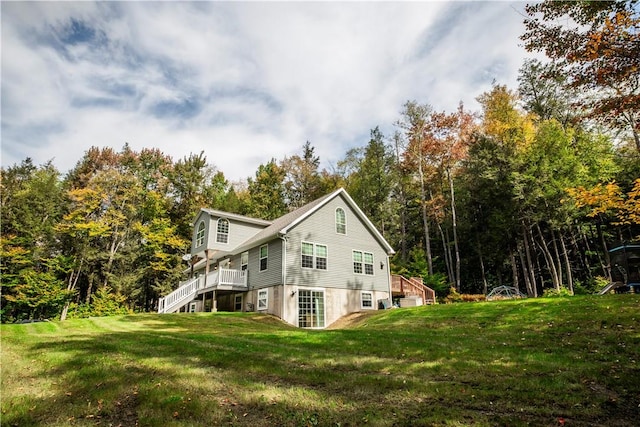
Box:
[1,1,534,182]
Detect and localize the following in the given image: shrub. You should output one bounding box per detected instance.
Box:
[542,286,573,298]
[423,273,450,298]
[443,287,486,303]
[67,287,131,318]
[574,276,609,295]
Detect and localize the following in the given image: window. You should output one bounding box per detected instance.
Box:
[241,251,249,271]
[316,245,327,270]
[361,291,373,309]
[301,242,328,270]
[302,242,314,268]
[234,294,243,311]
[364,252,374,275]
[196,221,206,247]
[259,244,268,271]
[189,302,197,313]
[353,251,363,274]
[257,289,268,310]
[353,250,374,275]
[298,289,325,328]
[336,208,346,234]
[216,218,229,243]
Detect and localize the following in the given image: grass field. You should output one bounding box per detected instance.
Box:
[1,295,639,426]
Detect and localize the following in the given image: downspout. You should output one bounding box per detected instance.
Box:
[386,254,392,308]
[280,234,287,322]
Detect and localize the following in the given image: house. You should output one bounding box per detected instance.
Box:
[158,188,395,328]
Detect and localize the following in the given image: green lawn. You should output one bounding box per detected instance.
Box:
[2,295,639,426]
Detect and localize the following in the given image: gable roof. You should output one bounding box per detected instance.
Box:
[232,188,395,255]
[194,208,272,227]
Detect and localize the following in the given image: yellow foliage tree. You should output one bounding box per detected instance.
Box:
[567,178,640,228]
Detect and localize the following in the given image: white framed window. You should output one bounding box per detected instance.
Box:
[301,242,327,270]
[353,250,363,274]
[234,294,243,311]
[315,244,327,270]
[259,244,268,271]
[353,250,374,275]
[336,208,346,234]
[361,291,373,309]
[298,289,325,328]
[257,289,268,310]
[189,302,197,313]
[195,221,206,247]
[241,251,249,271]
[364,252,374,275]
[302,242,314,268]
[216,218,229,243]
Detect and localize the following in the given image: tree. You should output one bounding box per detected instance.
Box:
[396,101,436,275]
[517,59,578,126]
[346,127,396,234]
[246,159,287,220]
[1,160,70,321]
[567,178,640,241]
[281,141,324,210]
[169,151,229,239]
[424,105,476,291]
[522,0,640,151]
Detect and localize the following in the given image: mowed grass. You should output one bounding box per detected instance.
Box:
[1,296,639,427]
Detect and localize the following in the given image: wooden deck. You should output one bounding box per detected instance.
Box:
[391,274,436,304]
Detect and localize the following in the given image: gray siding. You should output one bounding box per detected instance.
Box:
[191,211,267,255]
[246,238,283,289]
[283,193,390,292]
[191,211,210,254]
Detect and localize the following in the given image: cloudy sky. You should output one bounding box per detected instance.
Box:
[2,1,535,182]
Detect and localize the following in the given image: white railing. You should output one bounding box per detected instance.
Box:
[219,268,247,286]
[158,269,248,314]
[158,276,202,314]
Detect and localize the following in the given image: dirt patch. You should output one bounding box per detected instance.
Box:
[326,311,379,329]
[103,388,139,427]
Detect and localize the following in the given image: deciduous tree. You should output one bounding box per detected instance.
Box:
[522,0,640,150]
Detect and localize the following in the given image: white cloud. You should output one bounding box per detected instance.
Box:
[1,1,534,182]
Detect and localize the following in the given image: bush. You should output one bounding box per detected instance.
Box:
[423,273,450,298]
[443,287,486,303]
[67,287,131,318]
[542,286,573,298]
[574,276,609,295]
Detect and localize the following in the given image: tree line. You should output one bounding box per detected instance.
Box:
[2,1,639,321]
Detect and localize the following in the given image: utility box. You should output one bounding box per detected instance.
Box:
[399,296,423,307]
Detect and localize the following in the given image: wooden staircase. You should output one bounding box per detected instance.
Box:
[391,275,436,305]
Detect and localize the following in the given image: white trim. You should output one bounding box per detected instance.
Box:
[240,251,249,271]
[216,218,229,244]
[195,221,206,247]
[335,207,347,235]
[199,208,272,227]
[352,250,374,276]
[279,188,394,255]
[259,244,268,272]
[363,251,374,275]
[361,291,374,309]
[257,288,268,310]
[296,287,326,329]
[301,241,328,271]
[234,294,243,312]
[280,188,343,234]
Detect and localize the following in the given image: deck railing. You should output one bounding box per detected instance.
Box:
[158,268,248,313]
[158,276,202,314]
[219,268,247,286]
[391,274,436,305]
